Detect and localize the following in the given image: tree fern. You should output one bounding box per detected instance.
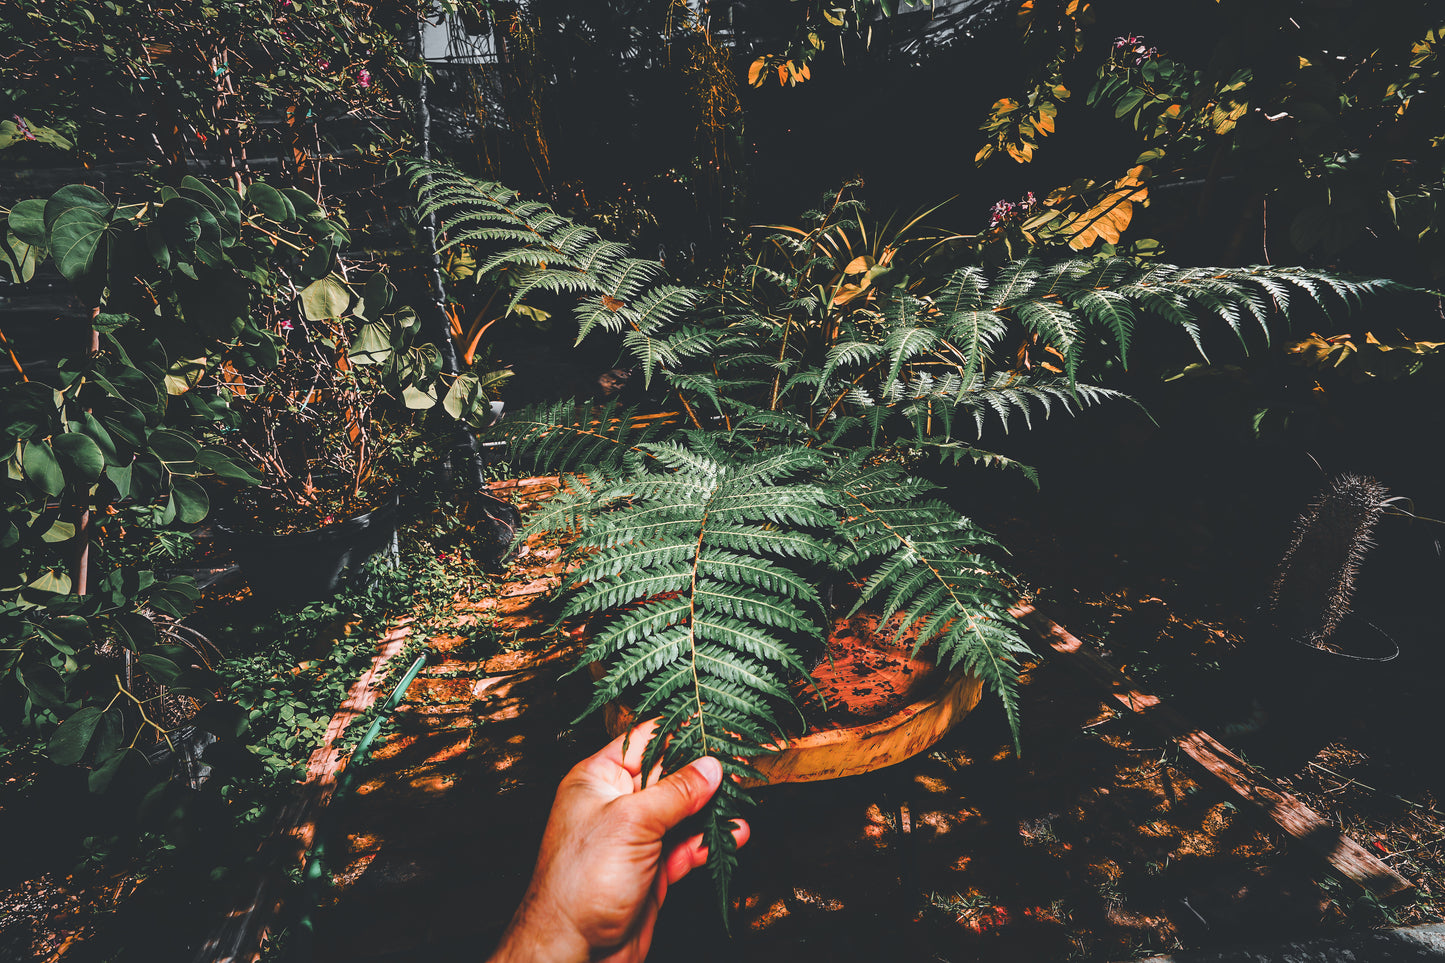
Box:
[407,167,1403,920]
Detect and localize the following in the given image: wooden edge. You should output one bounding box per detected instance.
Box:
[192,621,415,963]
[1009,603,1415,904]
[596,662,984,787]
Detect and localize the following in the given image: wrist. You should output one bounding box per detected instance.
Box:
[490,888,591,963]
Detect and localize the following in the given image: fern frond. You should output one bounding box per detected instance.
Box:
[517,441,836,913]
[406,160,710,387]
[498,400,663,473]
[830,458,1031,748]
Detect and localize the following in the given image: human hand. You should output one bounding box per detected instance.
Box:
[489,720,750,963]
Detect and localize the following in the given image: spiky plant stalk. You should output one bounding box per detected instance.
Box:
[1268,474,1388,646]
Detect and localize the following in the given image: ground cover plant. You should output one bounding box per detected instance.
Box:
[408,159,1402,913]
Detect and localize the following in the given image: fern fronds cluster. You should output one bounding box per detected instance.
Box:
[407,164,1405,917]
[516,433,1029,912]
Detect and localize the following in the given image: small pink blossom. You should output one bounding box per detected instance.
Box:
[279,319,294,332]
[357,68,371,88]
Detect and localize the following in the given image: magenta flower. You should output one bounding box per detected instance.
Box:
[279,319,294,333]
[988,199,1017,228]
[357,68,371,88]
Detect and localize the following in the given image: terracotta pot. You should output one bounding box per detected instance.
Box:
[595,612,984,786]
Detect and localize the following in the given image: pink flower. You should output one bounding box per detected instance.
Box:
[357,68,371,88]
[279,318,294,332]
[988,199,1017,228]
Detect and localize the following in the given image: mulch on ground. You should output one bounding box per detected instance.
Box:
[308,476,1444,962]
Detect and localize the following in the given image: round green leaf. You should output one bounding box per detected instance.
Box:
[22,438,64,495]
[44,185,113,282]
[4,381,61,441]
[300,234,335,280]
[195,448,262,484]
[92,709,126,759]
[105,463,132,499]
[348,321,394,365]
[300,275,351,321]
[8,198,47,247]
[148,428,200,464]
[49,706,104,765]
[137,653,183,686]
[170,476,210,524]
[246,182,291,222]
[53,431,105,483]
[88,746,138,793]
[73,411,119,464]
[41,519,77,543]
[282,187,321,220]
[18,662,66,709]
[442,373,479,420]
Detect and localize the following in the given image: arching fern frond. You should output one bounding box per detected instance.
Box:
[402,161,710,387]
[529,438,833,915]
[829,458,1032,748]
[496,399,666,474]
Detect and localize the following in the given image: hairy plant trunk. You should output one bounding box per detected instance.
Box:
[1268,473,1388,646]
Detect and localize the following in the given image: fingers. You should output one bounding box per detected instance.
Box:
[626,756,723,831]
[662,819,751,886]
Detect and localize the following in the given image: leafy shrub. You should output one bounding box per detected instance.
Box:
[410,160,1400,911]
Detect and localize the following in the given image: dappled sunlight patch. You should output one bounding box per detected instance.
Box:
[860,802,893,847]
[790,886,845,911]
[742,896,790,931]
[917,808,966,836]
[913,773,950,793]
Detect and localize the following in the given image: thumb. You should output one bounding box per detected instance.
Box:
[627,756,723,832]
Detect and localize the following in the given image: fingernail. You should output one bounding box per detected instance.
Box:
[691,756,722,785]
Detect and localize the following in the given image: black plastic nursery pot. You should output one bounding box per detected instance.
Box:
[221,495,401,603]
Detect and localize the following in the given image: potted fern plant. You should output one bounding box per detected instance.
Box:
[406,160,1399,908]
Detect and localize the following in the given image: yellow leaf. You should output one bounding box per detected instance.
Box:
[992,98,1020,114]
[974,144,995,165]
[1032,110,1055,135]
[843,255,875,275]
[747,58,767,87]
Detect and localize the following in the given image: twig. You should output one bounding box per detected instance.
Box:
[1308,761,1445,819]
